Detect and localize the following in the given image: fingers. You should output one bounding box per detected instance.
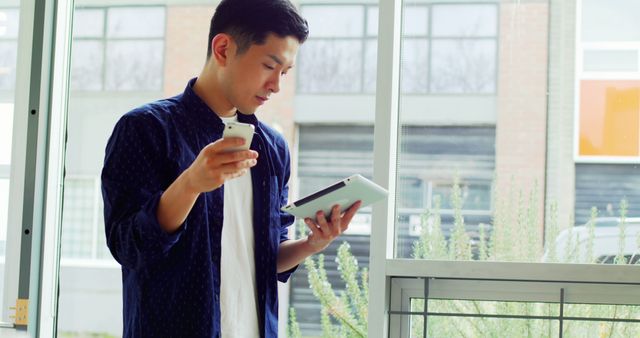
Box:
[207,137,245,152]
[330,205,342,236]
[206,138,259,159]
[304,218,321,237]
[313,205,344,237]
[217,159,257,177]
[340,200,362,231]
[217,149,259,164]
[316,210,331,235]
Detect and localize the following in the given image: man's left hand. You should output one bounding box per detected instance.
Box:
[303,201,362,253]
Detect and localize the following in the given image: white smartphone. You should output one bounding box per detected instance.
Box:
[222,121,255,152]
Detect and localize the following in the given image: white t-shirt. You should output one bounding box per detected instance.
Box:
[219,115,260,337]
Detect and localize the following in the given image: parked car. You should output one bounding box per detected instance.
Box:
[546,217,640,264]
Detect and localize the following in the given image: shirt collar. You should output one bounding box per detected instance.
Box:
[182,77,259,133]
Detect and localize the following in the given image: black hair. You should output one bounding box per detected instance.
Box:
[207,0,309,58]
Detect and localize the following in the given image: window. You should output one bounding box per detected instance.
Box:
[70,7,165,91]
[0,6,19,325]
[0,8,18,91]
[370,0,640,336]
[297,5,373,93]
[577,0,640,159]
[574,0,640,237]
[57,4,171,336]
[9,0,640,337]
[60,177,109,260]
[298,4,498,94]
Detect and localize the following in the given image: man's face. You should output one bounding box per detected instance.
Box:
[220,33,300,115]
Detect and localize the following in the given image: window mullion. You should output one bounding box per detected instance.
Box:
[369,0,403,336]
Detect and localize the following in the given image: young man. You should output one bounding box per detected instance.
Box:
[101,0,361,337]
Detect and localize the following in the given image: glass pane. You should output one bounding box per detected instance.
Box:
[291,4,376,333]
[403,6,429,36]
[425,300,559,337]
[70,40,104,91]
[428,317,557,337]
[389,314,424,338]
[0,103,11,165]
[0,8,19,38]
[0,5,19,323]
[564,303,640,318]
[364,39,378,93]
[575,0,640,262]
[59,2,377,337]
[432,4,497,37]
[367,6,378,36]
[105,40,163,91]
[73,9,104,38]
[0,42,17,91]
[59,3,169,336]
[578,80,639,157]
[0,178,7,246]
[564,320,640,337]
[107,7,165,38]
[430,39,497,93]
[298,40,363,93]
[582,0,640,42]
[301,5,363,37]
[60,179,96,259]
[401,38,429,93]
[583,50,638,72]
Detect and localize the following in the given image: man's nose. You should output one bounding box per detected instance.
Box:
[267,73,280,94]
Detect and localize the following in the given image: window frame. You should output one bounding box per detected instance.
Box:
[574,0,640,164]
[6,0,640,336]
[369,0,640,337]
[297,2,499,95]
[70,5,166,92]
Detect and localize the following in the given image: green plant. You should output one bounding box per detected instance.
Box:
[288,180,640,337]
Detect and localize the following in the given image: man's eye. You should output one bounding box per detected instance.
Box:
[263,64,275,70]
[281,72,288,77]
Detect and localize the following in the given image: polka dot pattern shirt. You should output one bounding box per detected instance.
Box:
[101,78,296,338]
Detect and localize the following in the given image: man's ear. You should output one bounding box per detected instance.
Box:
[211,33,235,66]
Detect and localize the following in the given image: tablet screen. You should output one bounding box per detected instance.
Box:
[294,181,346,207]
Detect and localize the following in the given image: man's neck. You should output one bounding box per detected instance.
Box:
[193,68,237,118]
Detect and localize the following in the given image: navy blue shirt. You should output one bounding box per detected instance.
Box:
[101,78,296,338]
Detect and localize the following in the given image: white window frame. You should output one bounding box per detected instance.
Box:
[573,0,640,164]
[370,0,640,337]
[70,5,166,92]
[6,0,640,337]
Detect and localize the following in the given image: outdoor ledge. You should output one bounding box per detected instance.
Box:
[385,259,640,285]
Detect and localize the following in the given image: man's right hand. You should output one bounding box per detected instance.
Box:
[157,137,259,233]
[183,137,259,194]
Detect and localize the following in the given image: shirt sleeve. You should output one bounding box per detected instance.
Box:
[277,142,297,282]
[101,114,185,271]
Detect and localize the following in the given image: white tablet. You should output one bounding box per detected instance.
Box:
[281,174,388,219]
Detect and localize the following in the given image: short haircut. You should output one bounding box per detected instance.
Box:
[207,0,309,58]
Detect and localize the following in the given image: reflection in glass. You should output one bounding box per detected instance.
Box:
[105,40,163,91]
[401,39,429,93]
[302,6,363,38]
[432,4,497,37]
[430,39,496,93]
[0,5,18,324]
[70,40,104,91]
[298,40,363,93]
[582,0,640,42]
[72,9,104,38]
[583,50,638,72]
[107,7,165,38]
[402,6,429,36]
